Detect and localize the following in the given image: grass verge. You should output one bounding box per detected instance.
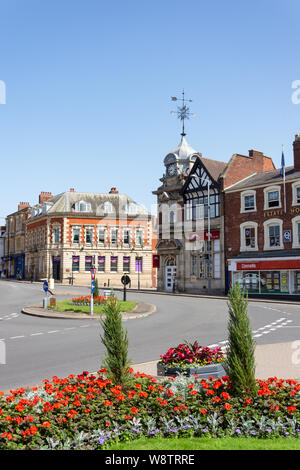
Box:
[52,300,136,315]
[108,436,300,451]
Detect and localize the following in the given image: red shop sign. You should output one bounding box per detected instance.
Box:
[189,231,220,242]
[236,259,300,270]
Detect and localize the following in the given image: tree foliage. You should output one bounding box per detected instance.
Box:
[100,295,132,387]
[224,282,257,396]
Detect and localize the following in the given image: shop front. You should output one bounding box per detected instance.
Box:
[228,258,300,295]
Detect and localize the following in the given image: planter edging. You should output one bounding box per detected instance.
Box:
[157,362,227,379]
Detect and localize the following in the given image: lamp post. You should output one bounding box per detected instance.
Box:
[200,179,212,295]
[90,265,96,315]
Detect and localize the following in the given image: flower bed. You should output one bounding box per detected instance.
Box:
[157,341,226,377]
[0,370,299,449]
[71,295,112,306]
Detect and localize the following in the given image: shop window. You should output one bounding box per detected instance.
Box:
[123,256,130,273]
[110,256,118,272]
[85,256,93,271]
[214,253,221,278]
[135,257,143,273]
[191,255,197,276]
[199,259,206,279]
[98,256,105,272]
[294,272,300,293]
[72,256,80,272]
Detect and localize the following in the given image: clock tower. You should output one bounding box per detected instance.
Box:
[153,135,201,292]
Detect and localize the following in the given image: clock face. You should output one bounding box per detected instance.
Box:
[167,163,177,176]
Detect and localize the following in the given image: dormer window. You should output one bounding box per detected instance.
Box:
[75,201,91,212]
[125,202,139,215]
[103,201,114,213]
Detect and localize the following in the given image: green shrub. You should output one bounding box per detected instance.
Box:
[224,282,257,397]
[100,296,132,388]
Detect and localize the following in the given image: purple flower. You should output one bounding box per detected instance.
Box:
[235,429,241,434]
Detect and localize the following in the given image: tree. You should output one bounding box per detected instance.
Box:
[100,295,132,387]
[224,282,257,396]
[93,278,99,299]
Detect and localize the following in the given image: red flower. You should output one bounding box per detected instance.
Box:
[41,421,51,428]
[224,403,231,411]
[131,407,139,415]
[104,400,113,406]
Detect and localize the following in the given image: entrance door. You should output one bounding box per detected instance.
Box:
[165,258,176,292]
[52,257,61,281]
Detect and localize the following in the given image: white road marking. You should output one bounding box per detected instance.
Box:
[30,332,44,336]
[10,335,24,339]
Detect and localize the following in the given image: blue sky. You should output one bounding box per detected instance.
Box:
[1,0,300,219]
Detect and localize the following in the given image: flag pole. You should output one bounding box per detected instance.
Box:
[282,144,286,213]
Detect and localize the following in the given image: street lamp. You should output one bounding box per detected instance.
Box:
[131,247,141,290]
[200,179,212,295]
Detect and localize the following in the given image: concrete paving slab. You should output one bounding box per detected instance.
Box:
[131,341,300,381]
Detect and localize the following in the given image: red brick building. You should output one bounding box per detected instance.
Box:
[225,135,300,296]
[25,188,157,288]
[154,134,275,294]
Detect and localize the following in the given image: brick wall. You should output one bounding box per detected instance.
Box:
[223,151,275,189]
[225,180,298,258]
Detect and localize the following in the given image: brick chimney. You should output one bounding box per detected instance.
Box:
[109,187,119,194]
[39,191,52,204]
[293,135,300,171]
[18,202,30,211]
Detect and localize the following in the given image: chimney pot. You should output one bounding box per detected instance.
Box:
[293,135,300,171]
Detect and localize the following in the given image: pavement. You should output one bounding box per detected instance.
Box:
[131,341,300,381]
[21,301,300,381]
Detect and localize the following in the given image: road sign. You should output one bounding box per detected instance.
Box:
[90,266,96,280]
[91,280,95,293]
[284,230,291,242]
[43,281,49,292]
[121,274,131,286]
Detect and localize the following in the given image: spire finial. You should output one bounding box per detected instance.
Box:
[170,90,195,137]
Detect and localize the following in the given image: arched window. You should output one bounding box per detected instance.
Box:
[263,218,283,250]
[240,221,258,251]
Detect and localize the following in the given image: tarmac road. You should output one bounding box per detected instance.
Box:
[0,280,299,390]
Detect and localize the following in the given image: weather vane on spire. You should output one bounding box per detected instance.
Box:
[170,90,196,137]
